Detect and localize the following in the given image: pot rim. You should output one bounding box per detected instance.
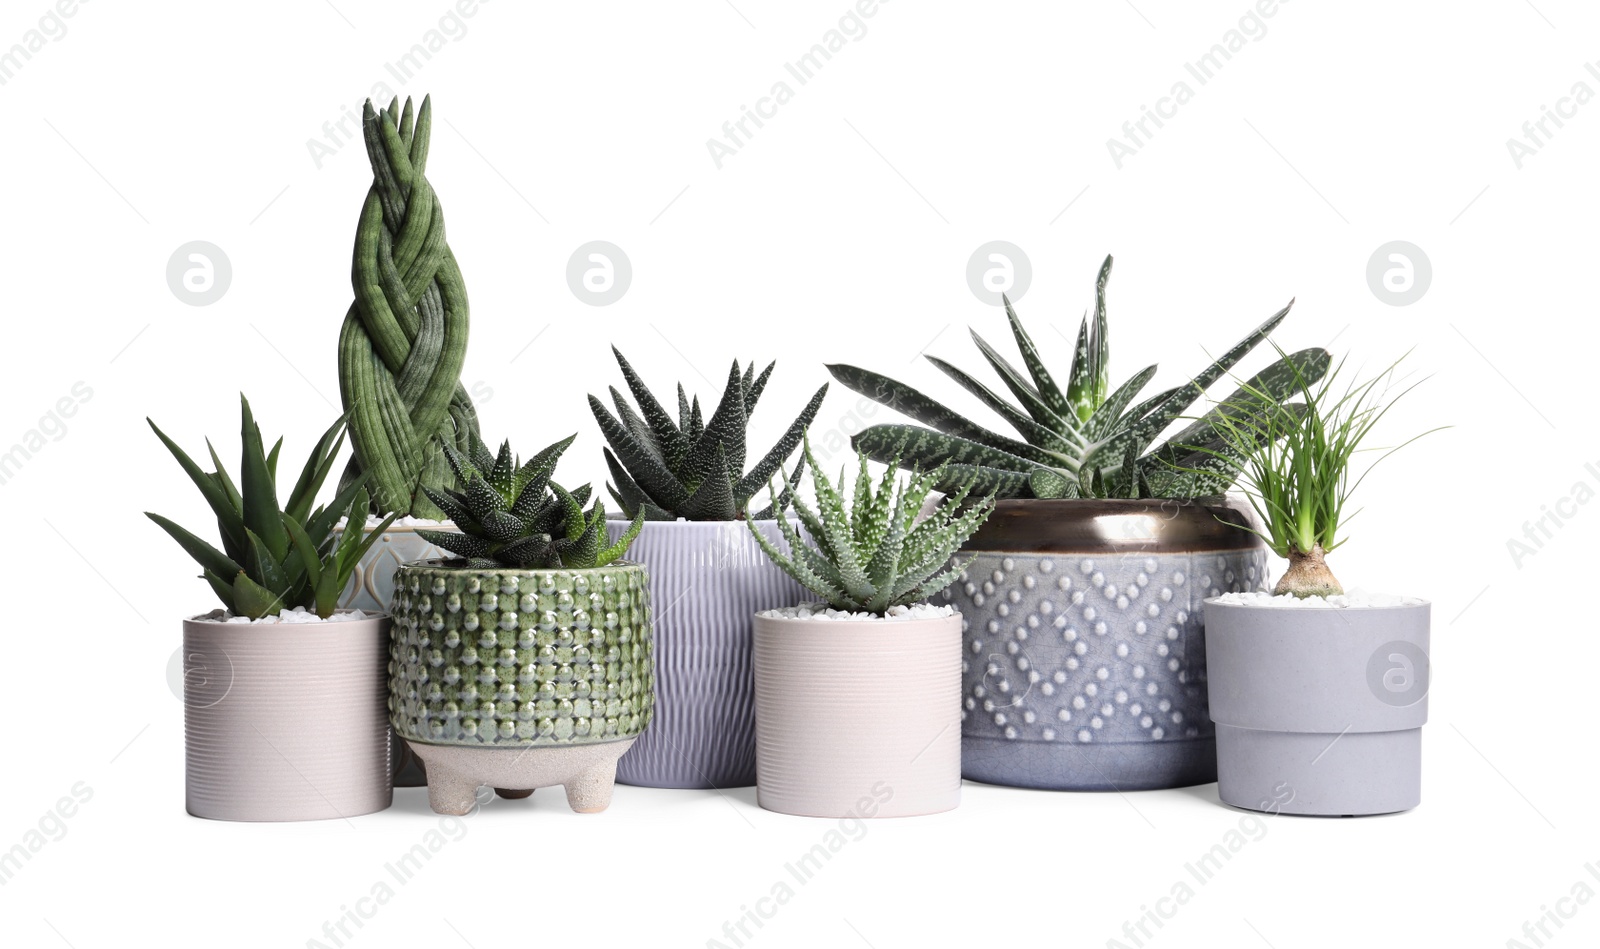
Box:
[395,557,645,574]
[752,607,963,627]
[334,520,457,534]
[181,609,391,626]
[1202,594,1431,611]
[963,495,1261,554]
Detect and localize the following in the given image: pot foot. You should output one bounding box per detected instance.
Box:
[494,787,534,800]
[423,764,481,817]
[565,759,619,813]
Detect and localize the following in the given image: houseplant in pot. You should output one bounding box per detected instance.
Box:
[334,94,482,616]
[827,254,1330,790]
[588,348,827,788]
[1202,351,1441,816]
[389,434,653,816]
[744,438,995,818]
[148,396,396,821]
[333,95,483,785]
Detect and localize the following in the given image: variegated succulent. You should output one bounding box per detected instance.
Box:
[589,347,829,520]
[828,255,1331,499]
[745,436,995,614]
[416,435,644,570]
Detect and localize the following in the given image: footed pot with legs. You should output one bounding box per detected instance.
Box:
[390,432,654,815]
[389,560,654,815]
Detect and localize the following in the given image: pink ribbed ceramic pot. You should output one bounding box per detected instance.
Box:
[752,611,963,818]
[182,614,392,821]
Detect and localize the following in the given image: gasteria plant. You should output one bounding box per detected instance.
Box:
[745,437,995,614]
[416,435,645,569]
[147,396,397,619]
[338,95,481,519]
[1200,349,1442,598]
[589,347,829,520]
[828,255,1331,500]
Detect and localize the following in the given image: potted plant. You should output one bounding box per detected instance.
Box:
[827,255,1330,791]
[334,95,482,616]
[744,439,995,818]
[1202,352,1441,816]
[332,95,483,786]
[388,434,653,816]
[148,396,396,822]
[587,349,827,789]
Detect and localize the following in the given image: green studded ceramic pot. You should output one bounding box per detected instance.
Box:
[388,560,655,748]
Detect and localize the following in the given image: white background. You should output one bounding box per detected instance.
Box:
[0,1,1589,947]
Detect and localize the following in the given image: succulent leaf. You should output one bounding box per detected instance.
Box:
[747,437,995,613]
[594,351,827,520]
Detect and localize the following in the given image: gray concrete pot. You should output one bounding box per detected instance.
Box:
[941,498,1267,790]
[1204,597,1431,816]
[183,612,393,821]
[604,518,807,789]
[752,610,962,818]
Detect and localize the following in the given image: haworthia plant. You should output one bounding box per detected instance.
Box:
[745,436,996,614]
[588,347,829,520]
[147,396,397,619]
[828,255,1331,499]
[338,95,480,519]
[417,434,644,570]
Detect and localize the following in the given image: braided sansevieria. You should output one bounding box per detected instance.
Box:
[338,95,480,518]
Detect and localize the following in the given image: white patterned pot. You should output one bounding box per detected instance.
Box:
[753,610,962,818]
[944,498,1267,791]
[183,612,392,821]
[334,522,458,613]
[604,518,807,789]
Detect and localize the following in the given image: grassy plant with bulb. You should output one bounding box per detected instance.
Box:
[1196,349,1443,598]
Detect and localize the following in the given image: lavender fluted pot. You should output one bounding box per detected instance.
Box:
[604,519,806,788]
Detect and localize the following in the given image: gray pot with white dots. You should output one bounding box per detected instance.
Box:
[940,498,1266,791]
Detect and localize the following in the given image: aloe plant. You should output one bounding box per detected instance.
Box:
[338,95,481,519]
[147,396,396,619]
[1197,349,1442,597]
[588,347,829,520]
[416,434,644,570]
[745,437,995,614]
[828,255,1331,499]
